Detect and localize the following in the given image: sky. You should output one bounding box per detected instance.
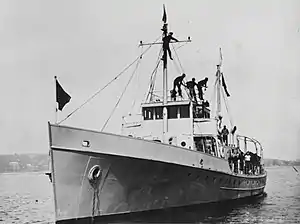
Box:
[0,0,299,160]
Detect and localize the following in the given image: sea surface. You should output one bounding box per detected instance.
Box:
[0,166,299,224]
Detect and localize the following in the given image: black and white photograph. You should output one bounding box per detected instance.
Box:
[0,1,299,223]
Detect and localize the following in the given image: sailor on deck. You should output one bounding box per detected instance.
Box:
[221,125,229,146]
[162,32,179,60]
[197,77,208,101]
[172,73,186,99]
[186,78,197,103]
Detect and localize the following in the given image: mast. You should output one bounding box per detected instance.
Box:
[162,8,168,143]
[216,48,223,118]
[216,65,221,117]
[139,5,191,143]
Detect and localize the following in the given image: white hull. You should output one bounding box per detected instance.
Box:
[48,123,267,223]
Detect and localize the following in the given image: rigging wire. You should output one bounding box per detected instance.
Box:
[210,76,218,118]
[130,44,144,112]
[172,44,185,73]
[101,59,141,131]
[172,57,182,75]
[210,81,216,117]
[148,50,163,101]
[220,80,234,128]
[57,35,161,125]
[144,48,163,102]
[170,44,194,102]
[175,42,188,51]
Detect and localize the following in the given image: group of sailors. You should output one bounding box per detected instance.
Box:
[171,73,209,103]
[159,31,209,103]
[227,147,262,175]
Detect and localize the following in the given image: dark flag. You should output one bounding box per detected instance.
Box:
[162,4,167,23]
[231,126,237,135]
[55,76,71,111]
[219,48,223,66]
[221,73,230,97]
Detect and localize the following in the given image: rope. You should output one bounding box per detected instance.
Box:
[172,57,182,74]
[57,35,161,125]
[101,59,141,131]
[76,156,91,218]
[92,187,100,218]
[171,44,194,102]
[172,44,185,73]
[210,76,218,117]
[148,50,163,101]
[144,48,163,102]
[221,81,234,127]
[130,45,144,112]
[175,42,188,51]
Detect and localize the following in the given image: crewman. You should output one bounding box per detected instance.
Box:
[172,73,186,98]
[197,77,208,101]
[162,32,179,60]
[186,78,197,103]
[221,125,229,146]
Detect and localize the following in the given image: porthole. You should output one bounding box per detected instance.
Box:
[181,141,186,147]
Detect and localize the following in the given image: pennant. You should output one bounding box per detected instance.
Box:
[55,77,71,111]
[162,4,167,23]
[219,48,223,66]
[231,126,237,135]
[221,73,230,97]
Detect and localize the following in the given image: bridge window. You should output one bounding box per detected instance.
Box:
[154,107,163,119]
[194,136,217,156]
[179,105,189,118]
[142,107,153,120]
[194,137,205,152]
[193,105,210,119]
[167,106,178,119]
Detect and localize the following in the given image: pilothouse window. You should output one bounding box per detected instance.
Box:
[179,105,189,118]
[167,106,178,119]
[154,107,163,119]
[143,108,154,120]
[193,105,210,118]
[194,136,217,156]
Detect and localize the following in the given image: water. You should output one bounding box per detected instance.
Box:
[0,166,299,224]
[0,172,54,223]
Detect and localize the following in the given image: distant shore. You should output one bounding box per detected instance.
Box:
[0,153,299,173]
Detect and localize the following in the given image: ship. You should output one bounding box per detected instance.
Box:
[47,5,267,224]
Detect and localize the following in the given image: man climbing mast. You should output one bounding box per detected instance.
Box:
[162,32,179,60]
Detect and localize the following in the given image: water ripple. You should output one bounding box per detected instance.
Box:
[0,166,299,223]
